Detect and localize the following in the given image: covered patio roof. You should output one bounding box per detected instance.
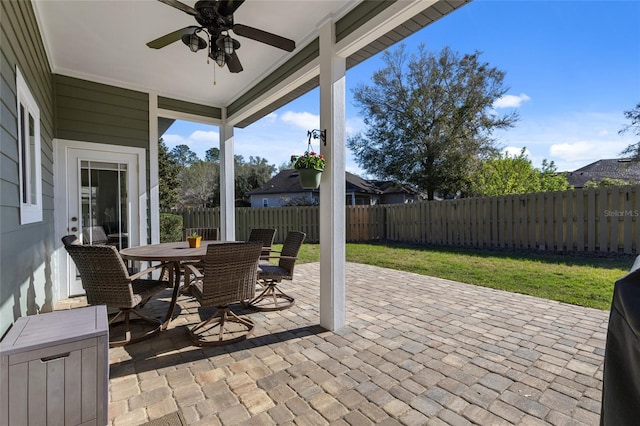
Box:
[33,0,469,127]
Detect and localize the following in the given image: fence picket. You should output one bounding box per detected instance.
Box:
[624,187,633,253]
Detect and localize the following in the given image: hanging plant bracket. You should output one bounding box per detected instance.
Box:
[307,129,326,146]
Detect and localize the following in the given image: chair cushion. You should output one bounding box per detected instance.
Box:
[131,279,167,306]
[258,264,290,280]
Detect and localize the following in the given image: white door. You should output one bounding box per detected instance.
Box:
[55,141,146,297]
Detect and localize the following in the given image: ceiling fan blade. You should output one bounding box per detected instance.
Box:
[232,24,295,52]
[226,51,243,73]
[147,26,200,49]
[218,0,245,16]
[157,0,198,16]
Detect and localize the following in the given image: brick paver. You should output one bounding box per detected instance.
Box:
[56,262,608,425]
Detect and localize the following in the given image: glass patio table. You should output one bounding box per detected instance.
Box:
[120,241,220,329]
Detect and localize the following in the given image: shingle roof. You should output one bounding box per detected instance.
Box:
[369,180,419,195]
[565,158,640,188]
[247,169,383,196]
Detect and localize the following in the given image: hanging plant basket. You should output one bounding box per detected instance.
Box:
[292,130,326,190]
[297,168,322,189]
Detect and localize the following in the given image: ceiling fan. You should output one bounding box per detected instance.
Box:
[147,0,296,73]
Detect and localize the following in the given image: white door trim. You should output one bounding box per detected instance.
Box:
[53,139,147,299]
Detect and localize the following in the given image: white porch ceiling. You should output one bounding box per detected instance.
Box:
[33,0,469,126]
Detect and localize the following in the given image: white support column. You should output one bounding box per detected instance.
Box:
[149,93,160,244]
[319,19,346,331]
[220,108,236,241]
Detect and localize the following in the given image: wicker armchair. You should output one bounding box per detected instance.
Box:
[63,243,169,347]
[185,242,262,346]
[246,231,306,311]
[247,228,277,260]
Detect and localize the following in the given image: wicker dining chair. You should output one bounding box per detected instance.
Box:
[61,234,80,246]
[185,242,262,346]
[183,227,219,241]
[63,242,170,347]
[82,225,110,245]
[247,228,277,260]
[178,227,219,291]
[246,231,306,311]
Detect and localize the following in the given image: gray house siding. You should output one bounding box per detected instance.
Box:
[1,0,56,336]
[54,75,149,148]
[250,193,316,208]
[54,74,153,243]
[1,3,157,336]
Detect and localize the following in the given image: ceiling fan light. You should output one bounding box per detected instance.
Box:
[216,35,237,55]
[213,49,226,67]
[182,32,207,53]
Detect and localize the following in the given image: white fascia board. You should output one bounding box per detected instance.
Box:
[156,108,222,126]
[334,0,439,58]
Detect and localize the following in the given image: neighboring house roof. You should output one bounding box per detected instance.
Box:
[248,170,384,196]
[346,173,381,195]
[565,158,640,188]
[248,170,309,196]
[369,180,420,196]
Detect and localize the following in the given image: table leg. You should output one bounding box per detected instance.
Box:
[162,261,181,330]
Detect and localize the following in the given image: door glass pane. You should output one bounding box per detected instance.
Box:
[20,104,27,203]
[80,161,129,248]
[28,113,37,201]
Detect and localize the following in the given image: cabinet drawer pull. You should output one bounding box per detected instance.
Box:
[41,353,70,362]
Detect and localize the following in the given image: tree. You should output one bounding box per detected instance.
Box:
[471,148,569,196]
[171,144,199,167]
[234,156,276,201]
[158,138,180,209]
[278,158,296,172]
[178,160,219,208]
[620,102,640,158]
[348,45,518,200]
[205,147,220,162]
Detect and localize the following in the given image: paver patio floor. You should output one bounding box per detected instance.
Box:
[56,262,608,425]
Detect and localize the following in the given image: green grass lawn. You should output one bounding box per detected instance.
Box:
[274,242,634,311]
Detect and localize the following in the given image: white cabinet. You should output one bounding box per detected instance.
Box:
[1,306,108,426]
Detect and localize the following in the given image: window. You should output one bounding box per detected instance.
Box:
[17,67,42,224]
[262,198,269,207]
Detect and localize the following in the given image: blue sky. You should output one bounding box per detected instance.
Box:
[163,0,640,176]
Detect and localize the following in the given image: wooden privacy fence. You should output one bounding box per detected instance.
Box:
[163,206,321,243]
[384,186,640,254]
[162,185,640,254]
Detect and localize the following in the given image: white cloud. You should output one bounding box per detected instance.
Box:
[549,140,628,163]
[494,93,531,109]
[189,130,218,143]
[162,134,187,146]
[264,113,278,123]
[161,129,219,160]
[281,111,320,130]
